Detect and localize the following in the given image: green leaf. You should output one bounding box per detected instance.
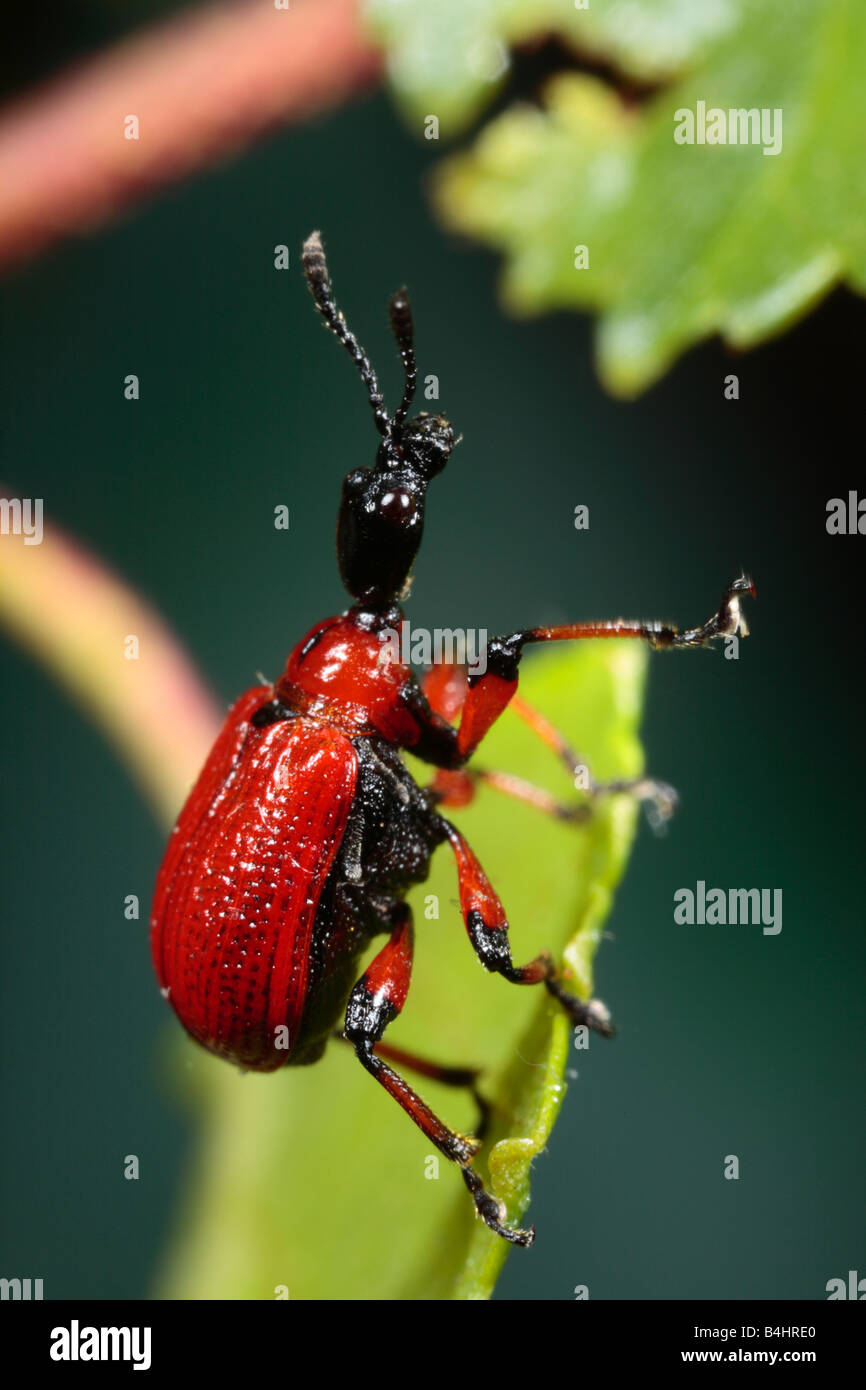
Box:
[369,0,866,394]
[155,640,648,1300]
[367,0,744,130]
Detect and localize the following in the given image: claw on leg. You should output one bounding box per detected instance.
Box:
[544,973,616,1038]
[461,1165,535,1247]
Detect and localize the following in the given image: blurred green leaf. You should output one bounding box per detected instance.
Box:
[369,0,866,394]
[156,640,648,1300]
[368,0,743,130]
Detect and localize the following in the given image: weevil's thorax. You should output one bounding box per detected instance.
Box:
[275,609,421,744]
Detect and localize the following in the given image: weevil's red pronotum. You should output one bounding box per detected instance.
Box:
[151,232,755,1245]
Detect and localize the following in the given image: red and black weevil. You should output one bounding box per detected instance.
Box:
[151,232,755,1246]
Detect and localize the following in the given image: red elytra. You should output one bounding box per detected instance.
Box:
[151,232,754,1246]
[153,691,357,1072]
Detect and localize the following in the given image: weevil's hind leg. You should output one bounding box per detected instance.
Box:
[331,1032,491,1141]
[444,819,616,1037]
[509,694,679,829]
[343,902,533,1246]
[420,661,668,826]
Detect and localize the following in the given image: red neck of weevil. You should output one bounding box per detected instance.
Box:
[273,608,421,744]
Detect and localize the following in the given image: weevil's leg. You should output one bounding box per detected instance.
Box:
[420,660,663,823]
[518,574,755,654]
[509,694,678,826]
[373,1042,492,1142]
[452,575,756,763]
[477,769,593,823]
[404,578,754,771]
[443,819,616,1038]
[344,903,532,1245]
[426,766,477,810]
[422,661,468,722]
[428,764,591,822]
[421,665,584,818]
[420,665,476,806]
[332,1031,491,1140]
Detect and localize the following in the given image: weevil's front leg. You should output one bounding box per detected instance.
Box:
[405,577,754,769]
[444,820,615,1037]
[518,573,754,655]
[455,575,755,761]
[343,902,533,1246]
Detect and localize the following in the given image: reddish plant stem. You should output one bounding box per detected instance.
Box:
[0,0,382,270]
[0,507,225,825]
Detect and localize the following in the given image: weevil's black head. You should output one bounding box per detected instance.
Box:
[396,413,455,481]
[301,232,457,610]
[337,413,455,606]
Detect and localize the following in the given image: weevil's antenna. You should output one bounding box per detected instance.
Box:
[302,231,390,439]
[388,288,417,439]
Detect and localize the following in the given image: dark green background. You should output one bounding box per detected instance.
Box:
[1,2,863,1301]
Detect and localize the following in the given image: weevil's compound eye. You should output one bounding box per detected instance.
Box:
[379,488,418,526]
